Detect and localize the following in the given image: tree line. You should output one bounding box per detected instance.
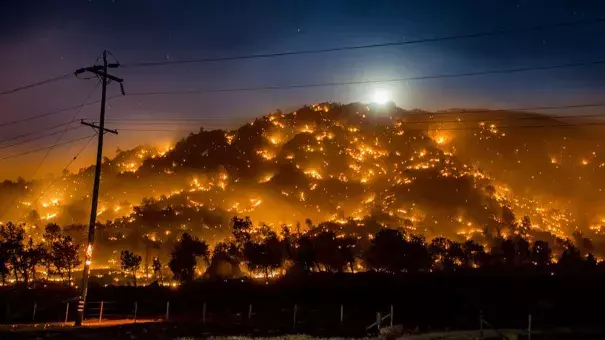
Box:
[155,216,601,284]
[1,216,600,288]
[0,223,80,287]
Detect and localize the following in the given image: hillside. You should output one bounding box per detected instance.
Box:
[2,102,605,264]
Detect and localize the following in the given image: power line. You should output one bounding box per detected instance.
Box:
[109,121,240,126]
[6,59,604,128]
[107,117,241,121]
[0,100,99,128]
[121,17,605,68]
[126,59,605,96]
[430,102,605,116]
[0,84,99,218]
[0,135,96,161]
[0,93,120,129]
[120,128,200,132]
[0,84,99,219]
[34,135,95,196]
[406,121,605,132]
[106,113,605,128]
[0,53,104,99]
[114,120,605,133]
[0,73,72,97]
[0,18,603,124]
[27,82,100,173]
[16,134,96,223]
[0,126,83,150]
[0,121,77,144]
[103,102,605,126]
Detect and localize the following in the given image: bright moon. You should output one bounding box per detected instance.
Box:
[372,90,389,104]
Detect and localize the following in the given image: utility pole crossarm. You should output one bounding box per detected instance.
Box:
[80,120,118,134]
[74,64,120,74]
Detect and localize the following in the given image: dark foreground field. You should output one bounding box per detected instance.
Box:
[2,271,605,338]
[2,324,605,340]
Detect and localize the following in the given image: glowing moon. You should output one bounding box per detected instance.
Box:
[372,89,389,105]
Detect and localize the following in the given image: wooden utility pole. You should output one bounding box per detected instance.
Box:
[74,50,123,326]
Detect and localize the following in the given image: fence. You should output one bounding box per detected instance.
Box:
[0,299,539,338]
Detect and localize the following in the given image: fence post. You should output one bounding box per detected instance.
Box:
[202,302,206,325]
[248,304,252,321]
[293,304,297,329]
[134,301,138,323]
[165,301,170,321]
[479,310,483,340]
[65,302,70,324]
[32,302,37,322]
[99,301,104,323]
[390,304,394,327]
[528,313,532,340]
[376,312,381,331]
[340,304,343,326]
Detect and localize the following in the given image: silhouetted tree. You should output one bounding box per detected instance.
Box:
[26,210,41,226]
[0,222,25,283]
[51,235,81,285]
[501,206,516,228]
[232,216,253,246]
[520,216,532,235]
[512,236,531,266]
[313,230,352,272]
[152,257,163,284]
[120,250,142,287]
[208,241,242,279]
[42,223,61,278]
[586,253,598,268]
[291,234,317,273]
[169,233,209,283]
[461,240,487,268]
[23,238,46,287]
[492,238,517,266]
[280,225,294,259]
[573,231,594,255]
[243,228,284,278]
[305,218,314,230]
[338,235,359,273]
[429,237,465,270]
[0,250,8,285]
[405,235,432,272]
[142,236,162,278]
[557,242,584,273]
[531,240,551,268]
[44,223,61,243]
[366,228,407,273]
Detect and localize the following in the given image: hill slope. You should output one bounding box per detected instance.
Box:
[2,102,605,263]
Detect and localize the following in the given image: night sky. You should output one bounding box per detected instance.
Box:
[1,0,604,179]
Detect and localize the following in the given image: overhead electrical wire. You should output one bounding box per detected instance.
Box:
[24,134,96,208]
[126,59,605,96]
[0,120,78,144]
[0,135,96,161]
[0,82,99,217]
[4,60,604,129]
[1,17,603,128]
[104,102,605,125]
[114,121,605,133]
[1,17,603,100]
[0,100,100,128]
[0,73,72,97]
[0,125,83,150]
[120,17,605,68]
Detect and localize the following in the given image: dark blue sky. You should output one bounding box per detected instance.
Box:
[0,0,604,179]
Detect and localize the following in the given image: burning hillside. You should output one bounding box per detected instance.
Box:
[2,102,605,265]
